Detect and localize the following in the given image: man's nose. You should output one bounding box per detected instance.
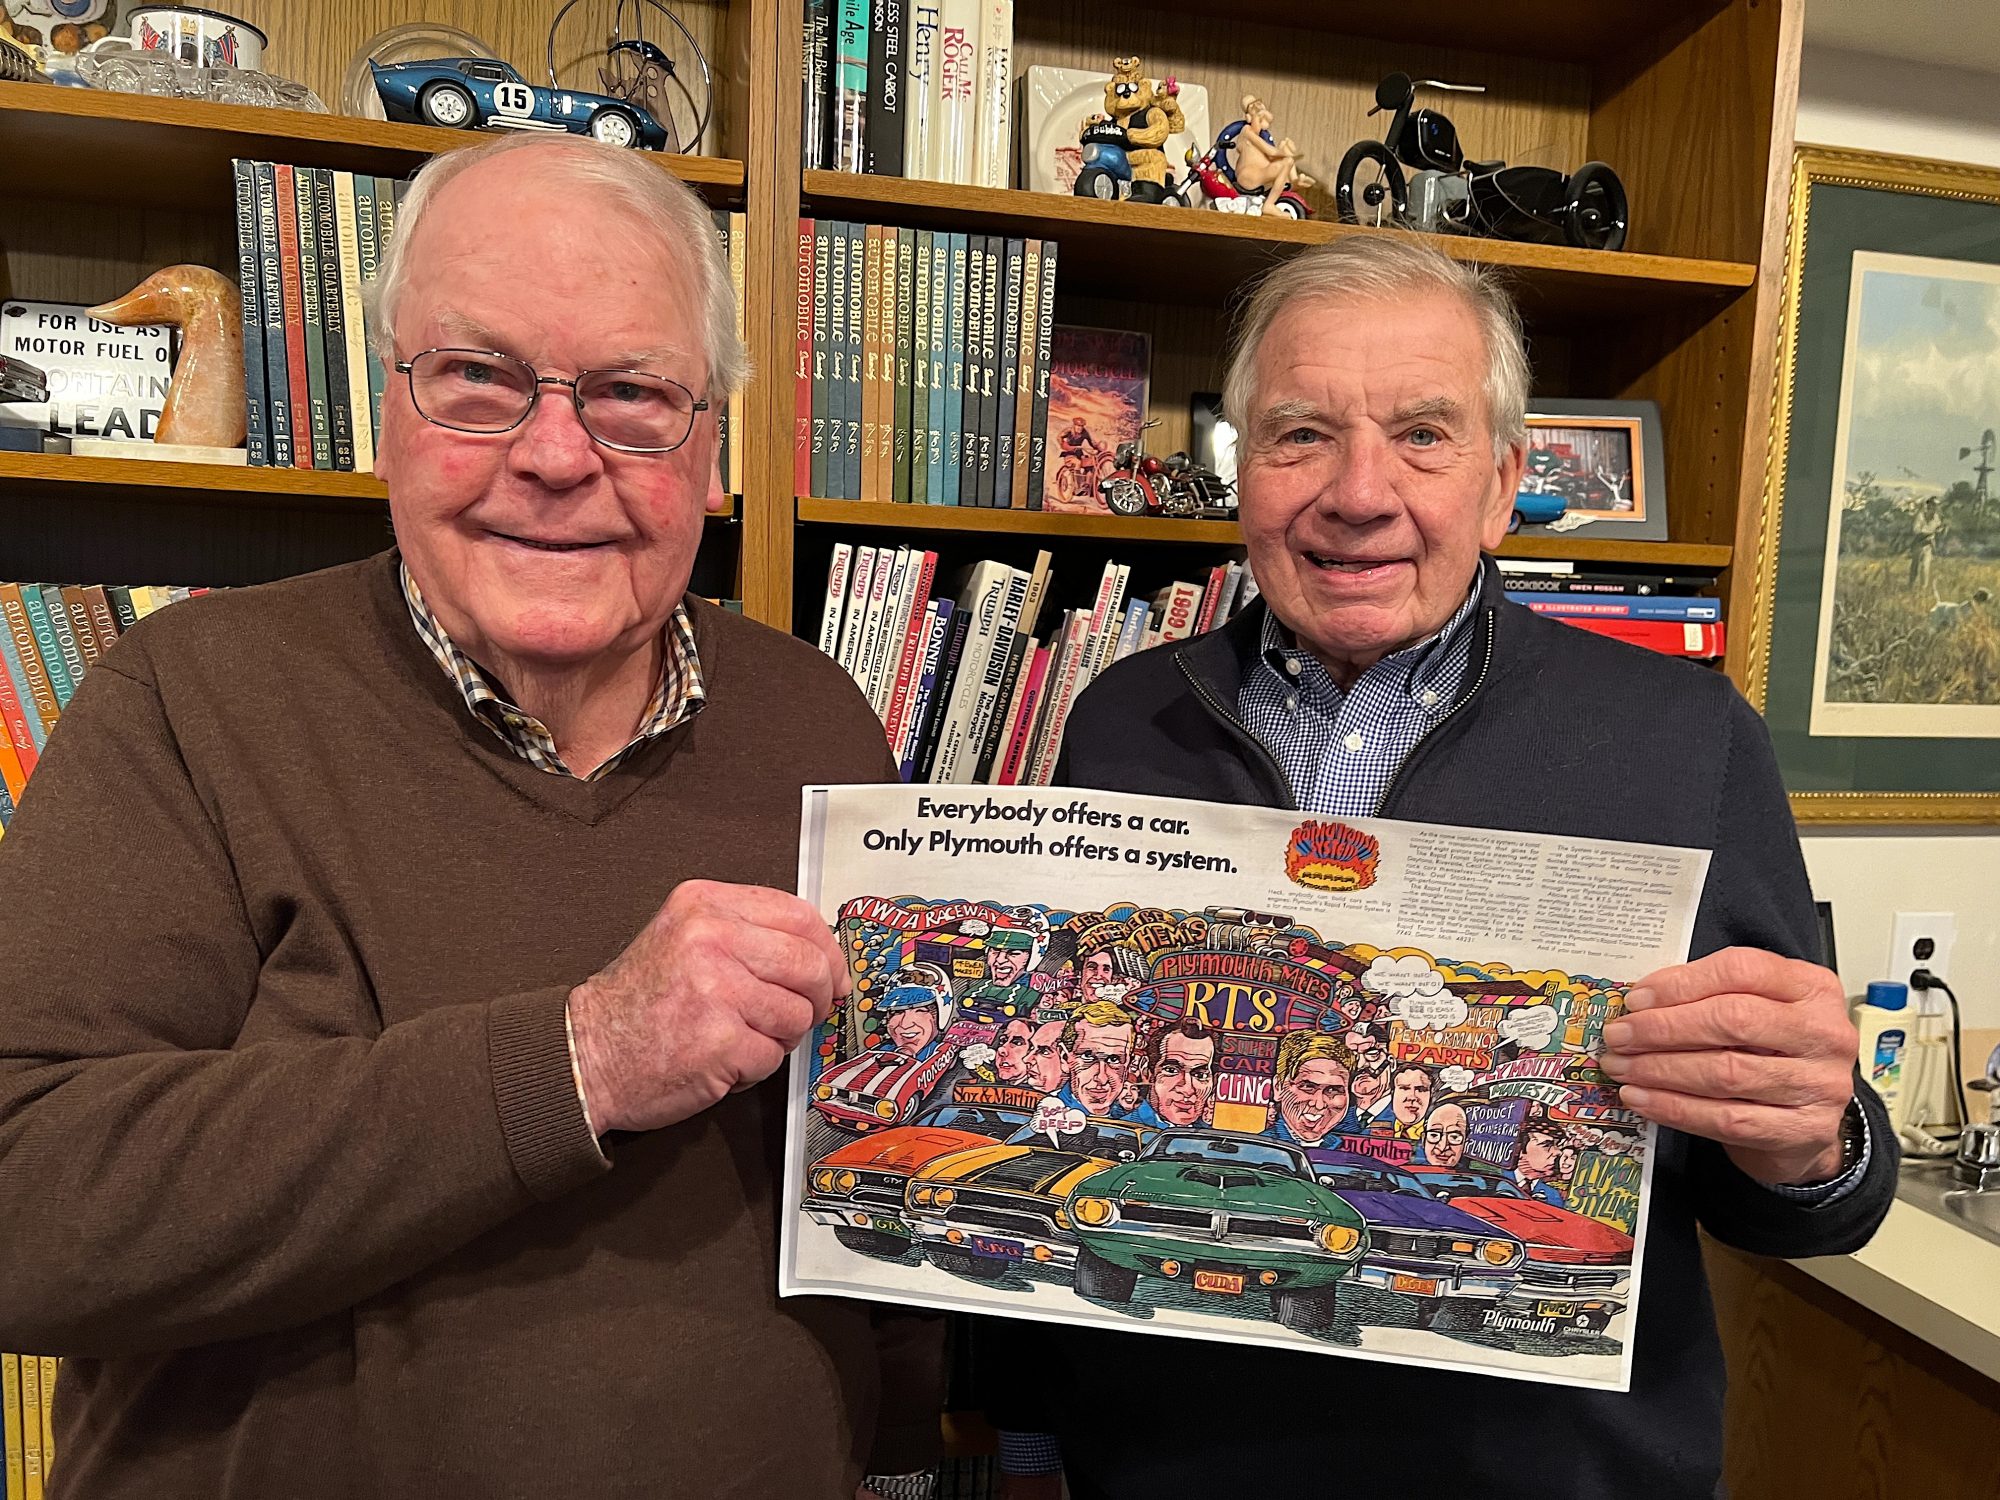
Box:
[508,387,604,489]
[1312,431,1401,523]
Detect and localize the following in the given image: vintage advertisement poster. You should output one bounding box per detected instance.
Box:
[782,785,1709,1392]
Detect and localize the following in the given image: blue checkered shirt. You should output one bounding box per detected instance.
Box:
[1237,586,1482,818]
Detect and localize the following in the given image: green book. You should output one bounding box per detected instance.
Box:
[294,167,333,469]
[19,585,74,709]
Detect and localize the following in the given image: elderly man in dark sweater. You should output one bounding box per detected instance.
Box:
[0,136,941,1499]
[989,235,1894,1500]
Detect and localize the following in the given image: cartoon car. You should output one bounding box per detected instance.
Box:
[1410,1165,1633,1337]
[810,1039,962,1133]
[804,1101,1031,1256]
[903,1117,1154,1280]
[1304,1150,1525,1327]
[1064,1130,1369,1335]
[368,57,668,151]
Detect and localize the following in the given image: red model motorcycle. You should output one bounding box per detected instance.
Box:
[1099,421,1236,519]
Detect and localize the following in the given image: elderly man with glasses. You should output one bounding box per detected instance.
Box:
[0,136,941,1500]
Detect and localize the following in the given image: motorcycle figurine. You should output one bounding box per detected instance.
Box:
[1099,420,1236,519]
[1178,141,1313,219]
[1334,72,1628,251]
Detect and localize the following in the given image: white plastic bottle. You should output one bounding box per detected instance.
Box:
[1855,980,1911,1124]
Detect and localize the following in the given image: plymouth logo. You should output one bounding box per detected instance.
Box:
[1284,819,1381,892]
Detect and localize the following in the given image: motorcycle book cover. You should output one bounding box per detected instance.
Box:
[1041,325,1148,513]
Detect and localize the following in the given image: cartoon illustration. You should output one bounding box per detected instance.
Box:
[797,893,1651,1372]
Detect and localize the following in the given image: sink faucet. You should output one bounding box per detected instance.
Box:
[1956,1125,2000,1190]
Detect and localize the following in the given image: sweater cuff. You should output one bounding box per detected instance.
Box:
[488,985,614,1201]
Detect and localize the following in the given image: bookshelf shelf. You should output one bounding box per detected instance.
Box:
[797,499,1729,567]
[1134,0,1728,60]
[0,81,747,212]
[800,171,1757,317]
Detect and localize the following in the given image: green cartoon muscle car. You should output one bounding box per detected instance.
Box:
[1065,1130,1369,1334]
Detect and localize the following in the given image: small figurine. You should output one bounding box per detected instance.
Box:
[1183,95,1315,218]
[369,56,668,150]
[87,266,245,449]
[1073,56,1186,205]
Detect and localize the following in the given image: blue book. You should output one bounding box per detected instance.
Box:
[0,771,13,828]
[1114,597,1150,660]
[19,586,73,710]
[898,597,952,780]
[0,602,47,752]
[942,231,968,504]
[230,160,268,466]
[1505,591,1721,622]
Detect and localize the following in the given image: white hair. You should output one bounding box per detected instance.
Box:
[363,134,750,399]
[1220,233,1529,457]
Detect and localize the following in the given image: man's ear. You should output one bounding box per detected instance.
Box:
[1479,439,1529,552]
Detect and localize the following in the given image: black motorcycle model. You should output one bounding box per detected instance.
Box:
[1099,422,1236,519]
[1334,72,1628,252]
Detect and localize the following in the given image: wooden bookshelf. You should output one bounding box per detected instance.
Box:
[0,81,746,212]
[798,499,1730,567]
[802,170,1757,316]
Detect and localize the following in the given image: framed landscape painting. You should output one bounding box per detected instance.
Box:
[1746,146,2000,823]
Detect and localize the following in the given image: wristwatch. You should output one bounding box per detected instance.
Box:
[863,1473,937,1500]
[1835,1095,1867,1176]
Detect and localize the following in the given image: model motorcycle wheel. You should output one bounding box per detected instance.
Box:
[419,81,476,129]
[1103,478,1150,517]
[1564,161,1629,251]
[589,108,641,148]
[1075,167,1120,201]
[1268,193,1307,220]
[1335,141,1408,226]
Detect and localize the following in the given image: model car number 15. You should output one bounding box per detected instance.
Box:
[492,81,534,117]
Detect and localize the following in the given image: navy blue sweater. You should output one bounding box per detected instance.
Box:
[989,563,1894,1500]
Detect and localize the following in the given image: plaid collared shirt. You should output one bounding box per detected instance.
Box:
[1237,584,1481,818]
[400,562,706,781]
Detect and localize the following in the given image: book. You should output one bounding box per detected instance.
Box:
[956,235,987,502]
[36,1357,53,1482]
[971,627,1030,781]
[312,168,356,472]
[860,223,886,501]
[230,160,268,467]
[903,0,940,180]
[924,227,951,504]
[899,597,953,779]
[844,222,866,499]
[933,0,979,182]
[913,602,974,782]
[256,162,295,469]
[882,549,939,750]
[972,0,1012,189]
[802,0,833,170]
[810,222,833,497]
[727,210,747,496]
[1041,325,1149,512]
[331,171,374,473]
[942,231,968,503]
[910,229,933,505]
[31,586,82,708]
[795,218,815,498]
[996,641,1051,784]
[1555,616,1728,658]
[864,0,906,175]
[892,227,916,503]
[974,234,1004,506]
[0,648,31,800]
[294,165,333,470]
[1009,239,1039,506]
[834,0,870,171]
[0,587,55,745]
[18,1348,39,1500]
[60,586,101,666]
[835,544,877,674]
[993,237,1023,503]
[1025,239,1056,509]
[857,545,906,706]
[352,174,387,455]
[3,1353,22,1500]
[818,542,854,656]
[1507,592,1722,621]
[930,559,1017,783]
[827,220,851,498]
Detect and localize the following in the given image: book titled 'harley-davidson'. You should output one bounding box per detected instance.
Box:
[1040,325,1148,513]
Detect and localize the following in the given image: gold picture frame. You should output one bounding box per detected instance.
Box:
[1746,145,2000,824]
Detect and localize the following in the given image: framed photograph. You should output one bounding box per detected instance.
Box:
[1744,145,2000,824]
[1189,392,1238,488]
[1509,400,1667,541]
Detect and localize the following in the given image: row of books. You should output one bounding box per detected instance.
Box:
[802,0,1013,187]
[817,542,1256,784]
[0,582,197,832]
[3,1353,58,1498]
[1496,558,1725,658]
[229,160,747,495]
[797,219,1057,508]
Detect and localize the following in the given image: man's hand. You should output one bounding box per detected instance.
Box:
[569,880,848,1134]
[1600,947,1858,1187]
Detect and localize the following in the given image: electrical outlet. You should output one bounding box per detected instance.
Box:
[1889,911,1957,1003]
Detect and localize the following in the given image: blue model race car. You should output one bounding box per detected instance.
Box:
[370,56,668,151]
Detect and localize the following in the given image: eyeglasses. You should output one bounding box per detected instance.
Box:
[394,347,709,454]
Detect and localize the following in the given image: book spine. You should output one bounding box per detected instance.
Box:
[1026,238,1056,508]
[975,233,1003,505]
[835,544,877,674]
[1025,611,1085,786]
[932,563,1008,784]
[351,174,385,457]
[256,162,295,469]
[1556,617,1728,657]
[811,223,833,497]
[903,1,940,179]
[834,0,870,172]
[865,0,906,174]
[827,221,850,498]
[957,235,986,502]
[914,603,973,781]
[883,548,938,749]
[802,0,832,170]
[898,598,950,778]
[710,215,731,497]
[1194,562,1229,634]
[856,546,903,703]
[1009,239,1038,506]
[729,211,748,496]
[83,585,119,654]
[1507,592,1721,621]
[845,222,867,500]
[972,627,1029,782]
[312,169,355,471]
[909,230,933,505]
[1155,579,1201,641]
[934,0,978,183]
[925,225,949,502]
[993,236,1023,503]
[36,1357,53,1481]
[997,642,1050,785]
[795,219,816,497]
[1210,561,1245,627]
[892,227,916,503]
[230,160,268,466]
[0,636,35,788]
[331,172,374,473]
[33,586,83,707]
[943,232,968,503]
[973,0,1012,189]
[61,587,102,666]
[18,1348,39,1500]
[105,585,139,633]
[859,223,884,501]
[817,540,856,659]
[964,565,1030,763]
[871,546,920,724]
[0,589,55,746]
[3,1352,22,1500]
[294,166,333,470]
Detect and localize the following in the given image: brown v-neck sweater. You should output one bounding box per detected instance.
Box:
[0,550,942,1498]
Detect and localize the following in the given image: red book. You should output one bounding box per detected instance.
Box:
[998,644,1052,785]
[1556,616,1727,658]
[882,549,938,755]
[0,641,36,787]
[795,217,815,500]
[274,164,314,468]
[1193,562,1230,635]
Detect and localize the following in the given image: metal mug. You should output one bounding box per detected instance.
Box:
[83,6,266,72]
